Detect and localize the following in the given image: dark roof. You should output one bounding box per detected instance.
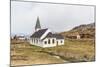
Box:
[53,34,64,39]
[45,32,64,39]
[30,29,48,38]
[46,32,54,37]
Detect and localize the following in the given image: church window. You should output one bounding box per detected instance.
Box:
[34,39,35,43]
[44,41,47,44]
[61,40,63,43]
[48,39,50,44]
[52,39,55,44]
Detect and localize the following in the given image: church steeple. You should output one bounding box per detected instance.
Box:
[35,17,41,31]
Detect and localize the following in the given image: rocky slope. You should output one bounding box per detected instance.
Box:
[60,23,95,39]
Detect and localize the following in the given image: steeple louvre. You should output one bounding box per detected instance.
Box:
[35,17,41,31]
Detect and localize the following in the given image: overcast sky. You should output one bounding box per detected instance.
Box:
[11,1,95,35]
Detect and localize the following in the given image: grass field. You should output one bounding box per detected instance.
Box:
[11,39,95,66]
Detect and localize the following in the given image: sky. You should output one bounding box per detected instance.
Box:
[11,1,95,35]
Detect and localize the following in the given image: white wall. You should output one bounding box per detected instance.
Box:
[77,35,81,39]
[57,39,64,45]
[30,38,44,47]
[42,38,57,47]
[30,37,65,47]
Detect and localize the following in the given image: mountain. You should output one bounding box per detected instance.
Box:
[60,23,95,39]
[72,23,95,31]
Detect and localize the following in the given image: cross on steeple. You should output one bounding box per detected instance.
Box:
[35,17,41,31]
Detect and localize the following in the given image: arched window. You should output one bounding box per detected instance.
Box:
[48,39,50,44]
[52,39,55,44]
[61,40,62,43]
[44,41,47,44]
[61,40,63,43]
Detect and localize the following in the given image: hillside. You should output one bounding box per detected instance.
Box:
[61,23,95,39]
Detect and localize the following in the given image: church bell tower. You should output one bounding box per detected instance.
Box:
[35,17,41,31]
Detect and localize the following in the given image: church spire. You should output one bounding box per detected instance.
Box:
[35,17,41,31]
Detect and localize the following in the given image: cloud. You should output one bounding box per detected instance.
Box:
[11,1,95,35]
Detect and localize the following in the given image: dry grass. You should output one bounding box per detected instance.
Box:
[10,39,95,66]
[43,39,95,62]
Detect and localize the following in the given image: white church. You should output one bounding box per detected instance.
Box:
[29,17,64,47]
